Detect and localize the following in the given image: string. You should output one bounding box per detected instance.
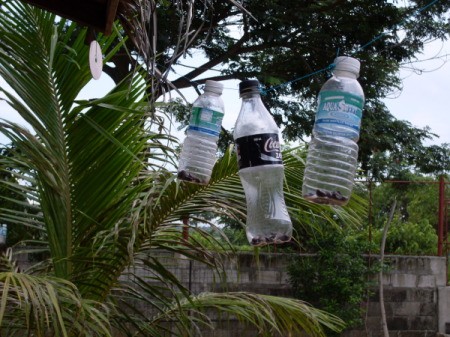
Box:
[258,0,443,95]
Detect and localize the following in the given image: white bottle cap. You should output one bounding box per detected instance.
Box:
[204,80,224,95]
[333,56,360,75]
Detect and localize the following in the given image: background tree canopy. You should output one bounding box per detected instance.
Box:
[105,0,450,178]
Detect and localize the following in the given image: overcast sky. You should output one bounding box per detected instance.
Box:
[1,39,449,147]
[382,39,450,145]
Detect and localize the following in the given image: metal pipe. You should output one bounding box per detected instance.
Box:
[438,176,445,256]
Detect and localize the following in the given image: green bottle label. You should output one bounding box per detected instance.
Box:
[315,91,364,138]
[188,107,224,137]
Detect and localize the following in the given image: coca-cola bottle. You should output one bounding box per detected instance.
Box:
[234,80,292,246]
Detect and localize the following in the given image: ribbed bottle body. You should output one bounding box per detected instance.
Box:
[239,165,292,245]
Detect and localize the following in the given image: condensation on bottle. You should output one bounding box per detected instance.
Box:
[234,80,292,246]
[177,80,225,185]
[302,56,365,206]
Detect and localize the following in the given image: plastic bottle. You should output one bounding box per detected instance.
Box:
[302,56,365,206]
[177,80,225,184]
[234,80,292,246]
[0,224,6,245]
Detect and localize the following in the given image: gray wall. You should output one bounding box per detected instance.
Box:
[16,250,449,336]
[131,252,447,337]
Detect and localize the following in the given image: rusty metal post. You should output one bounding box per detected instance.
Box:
[438,175,445,256]
[182,217,189,241]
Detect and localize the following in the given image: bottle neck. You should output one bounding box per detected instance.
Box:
[332,69,358,79]
[240,92,262,100]
[204,89,222,96]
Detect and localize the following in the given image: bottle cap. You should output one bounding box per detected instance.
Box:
[239,79,260,97]
[204,80,224,95]
[333,56,360,75]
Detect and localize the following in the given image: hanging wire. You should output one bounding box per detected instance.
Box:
[258,0,444,95]
[165,0,443,97]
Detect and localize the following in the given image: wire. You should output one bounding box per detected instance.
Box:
[258,0,444,95]
[167,0,444,97]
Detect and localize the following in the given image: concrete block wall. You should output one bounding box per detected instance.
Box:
[121,252,447,337]
[15,250,449,337]
[347,255,447,337]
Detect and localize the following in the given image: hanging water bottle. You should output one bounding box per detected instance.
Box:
[0,224,7,245]
[234,80,292,246]
[177,80,225,184]
[302,56,365,206]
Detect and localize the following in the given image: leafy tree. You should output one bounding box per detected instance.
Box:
[370,173,443,227]
[353,172,448,255]
[371,218,438,255]
[0,2,368,336]
[107,0,450,176]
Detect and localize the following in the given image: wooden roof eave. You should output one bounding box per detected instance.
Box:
[19,0,120,35]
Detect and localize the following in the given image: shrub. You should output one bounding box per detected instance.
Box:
[288,230,374,333]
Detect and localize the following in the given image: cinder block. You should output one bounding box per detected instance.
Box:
[367,302,393,317]
[392,302,421,316]
[408,316,436,330]
[280,271,290,283]
[390,273,417,288]
[429,257,446,275]
[397,330,436,337]
[419,302,436,316]
[417,275,436,288]
[387,289,408,302]
[255,270,280,284]
[365,316,383,331]
[408,289,436,302]
[387,316,408,330]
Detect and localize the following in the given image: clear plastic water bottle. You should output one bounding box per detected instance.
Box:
[302,56,365,206]
[177,80,225,184]
[0,224,7,245]
[234,80,292,246]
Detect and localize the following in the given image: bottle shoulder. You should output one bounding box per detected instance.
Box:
[234,96,279,139]
[193,93,225,112]
[321,76,364,97]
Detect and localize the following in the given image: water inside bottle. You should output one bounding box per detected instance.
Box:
[241,165,292,246]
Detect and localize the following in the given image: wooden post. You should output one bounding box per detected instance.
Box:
[438,175,445,257]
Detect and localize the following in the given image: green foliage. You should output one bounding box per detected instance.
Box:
[0,146,41,247]
[364,173,443,256]
[288,228,375,332]
[370,219,437,255]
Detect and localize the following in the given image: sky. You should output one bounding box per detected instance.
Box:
[0,38,449,147]
[382,38,450,146]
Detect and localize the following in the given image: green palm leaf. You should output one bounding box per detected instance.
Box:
[116,291,344,337]
[0,256,111,337]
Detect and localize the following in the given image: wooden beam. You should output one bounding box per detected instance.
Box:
[20,0,119,35]
[105,0,120,35]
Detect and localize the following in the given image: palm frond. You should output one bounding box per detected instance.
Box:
[0,269,111,337]
[122,291,344,337]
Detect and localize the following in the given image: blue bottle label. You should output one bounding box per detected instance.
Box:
[315,91,364,138]
[188,107,224,136]
[235,133,282,169]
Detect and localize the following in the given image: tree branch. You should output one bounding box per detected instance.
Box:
[169,32,251,89]
[379,199,397,337]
